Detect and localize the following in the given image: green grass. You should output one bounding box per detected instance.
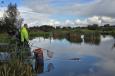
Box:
[0,33,11,43]
[0,32,35,76]
[29,31,51,39]
[0,59,34,76]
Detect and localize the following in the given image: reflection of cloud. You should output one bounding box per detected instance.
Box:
[30,36,115,76]
[97,60,115,72]
[101,36,114,42]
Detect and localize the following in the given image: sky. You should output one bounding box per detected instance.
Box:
[0,0,115,27]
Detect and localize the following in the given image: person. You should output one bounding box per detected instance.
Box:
[20,24,29,46]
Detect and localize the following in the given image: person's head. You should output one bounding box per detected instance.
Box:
[24,24,28,28]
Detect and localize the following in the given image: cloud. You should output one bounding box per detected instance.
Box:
[64,19,74,26]
[74,16,115,27]
[75,19,88,27]
[18,6,50,27]
[59,0,115,17]
[23,0,56,14]
[47,19,61,26]
[87,16,115,26]
[20,0,115,27]
[101,16,115,25]
[0,7,6,18]
[87,16,101,25]
[27,15,115,27]
[0,11,3,18]
[1,0,115,27]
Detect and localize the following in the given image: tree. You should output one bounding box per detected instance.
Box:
[0,18,4,32]
[88,24,98,30]
[56,26,61,29]
[104,24,110,27]
[39,25,55,32]
[3,3,22,35]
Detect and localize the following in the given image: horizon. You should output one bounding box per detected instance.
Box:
[0,0,115,27]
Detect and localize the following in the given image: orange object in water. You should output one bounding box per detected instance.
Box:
[34,48,44,73]
[34,48,44,61]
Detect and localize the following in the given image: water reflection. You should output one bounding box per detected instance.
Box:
[35,61,44,74]
[113,43,115,48]
[47,63,54,72]
[33,48,55,74]
[33,48,44,73]
[84,34,101,45]
[0,52,11,61]
[52,33,101,45]
[66,33,82,43]
[112,39,115,49]
[47,50,54,58]
[30,35,115,76]
[53,32,66,40]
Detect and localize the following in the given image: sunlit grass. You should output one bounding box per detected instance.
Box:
[0,33,11,43]
[0,59,34,76]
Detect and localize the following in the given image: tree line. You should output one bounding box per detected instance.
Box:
[29,24,115,32]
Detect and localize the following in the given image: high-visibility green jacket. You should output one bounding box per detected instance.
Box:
[21,26,29,42]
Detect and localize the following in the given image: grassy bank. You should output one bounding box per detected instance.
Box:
[0,33,35,76]
[0,33,11,43]
[29,31,51,40]
[0,59,34,76]
[29,29,115,38]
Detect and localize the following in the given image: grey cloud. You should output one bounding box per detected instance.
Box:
[88,0,115,17]
[18,6,50,27]
[23,0,56,14]
[21,0,115,26]
[59,0,115,17]
[22,0,115,18]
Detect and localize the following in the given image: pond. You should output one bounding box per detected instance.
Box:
[30,35,115,76]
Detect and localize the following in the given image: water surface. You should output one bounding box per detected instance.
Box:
[30,35,115,76]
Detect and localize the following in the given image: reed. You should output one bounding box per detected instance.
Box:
[0,59,35,76]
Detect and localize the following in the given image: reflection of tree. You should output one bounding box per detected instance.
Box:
[84,33,101,45]
[112,43,115,48]
[66,33,82,43]
[52,32,83,43]
[53,32,66,40]
[47,63,54,72]
[35,61,44,74]
[112,38,115,49]
[111,33,115,39]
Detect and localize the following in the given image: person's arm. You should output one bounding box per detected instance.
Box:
[21,28,24,42]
